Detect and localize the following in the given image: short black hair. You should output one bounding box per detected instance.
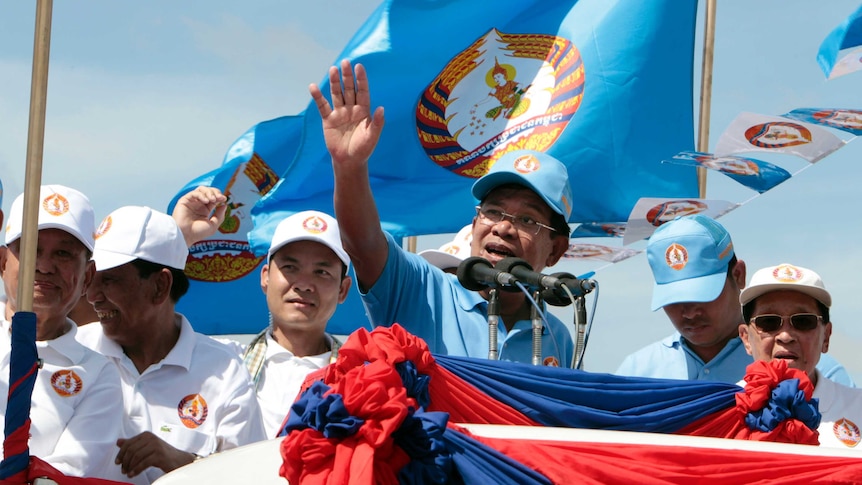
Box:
[130,259,190,303]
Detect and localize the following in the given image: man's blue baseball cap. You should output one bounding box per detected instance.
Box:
[471,150,572,219]
[646,214,734,311]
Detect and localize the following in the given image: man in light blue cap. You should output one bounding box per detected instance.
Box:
[616,214,854,386]
[311,60,574,367]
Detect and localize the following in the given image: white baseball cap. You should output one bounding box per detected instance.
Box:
[740,263,831,307]
[418,224,472,270]
[92,206,189,271]
[268,211,349,268]
[5,185,96,251]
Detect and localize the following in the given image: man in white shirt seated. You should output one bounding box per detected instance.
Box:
[739,263,862,450]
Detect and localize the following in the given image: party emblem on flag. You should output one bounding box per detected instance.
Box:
[811,109,862,131]
[185,155,274,283]
[51,369,83,397]
[665,243,688,270]
[416,29,584,178]
[178,393,209,429]
[745,122,812,148]
[95,215,112,239]
[833,418,861,447]
[42,193,70,217]
[773,264,803,282]
[646,200,707,227]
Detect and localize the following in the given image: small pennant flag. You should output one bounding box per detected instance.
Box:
[781,108,862,137]
[714,112,845,164]
[623,197,738,245]
[817,4,862,79]
[563,243,641,263]
[664,151,791,193]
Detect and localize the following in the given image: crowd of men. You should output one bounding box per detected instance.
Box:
[0,60,859,482]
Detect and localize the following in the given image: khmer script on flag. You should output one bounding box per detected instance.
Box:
[714,112,846,164]
[248,0,700,254]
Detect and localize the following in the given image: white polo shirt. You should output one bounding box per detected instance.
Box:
[77,313,266,484]
[254,331,332,437]
[813,370,862,450]
[0,299,124,480]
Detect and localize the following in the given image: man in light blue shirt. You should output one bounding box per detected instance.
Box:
[616,214,854,386]
[312,60,574,367]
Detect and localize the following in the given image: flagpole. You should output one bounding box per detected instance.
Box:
[696,0,717,199]
[18,0,54,311]
[406,236,417,253]
[0,1,53,482]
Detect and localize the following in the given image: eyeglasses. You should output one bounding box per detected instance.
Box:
[749,313,823,333]
[475,205,556,236]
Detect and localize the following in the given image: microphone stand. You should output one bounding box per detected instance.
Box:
[531,290,542,366]
[487,288,499,360]
[574,295,587,369]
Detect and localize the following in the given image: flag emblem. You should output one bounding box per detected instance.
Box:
[178,393,209,429]
[646,200,707,227]
[42,194,69,217]
[417,29,584,178]
[812,109,862,131]
[302,216,328,234]
[95,216,112,239]
[772,264,803,282]
[745,122,812,148]
[665,243,688,270]
[51,369,83,397]
[834,418,861,447]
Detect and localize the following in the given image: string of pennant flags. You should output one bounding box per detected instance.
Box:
[563,107,861,267]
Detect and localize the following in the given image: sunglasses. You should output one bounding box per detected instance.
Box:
[749,313,823,333]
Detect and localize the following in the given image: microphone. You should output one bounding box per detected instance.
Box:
[540,272,598,306]
[495,257,560,289]
[456,256,517,291]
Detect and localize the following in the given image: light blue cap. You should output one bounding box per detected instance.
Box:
[471,150,572,219]
[646,214,734,311]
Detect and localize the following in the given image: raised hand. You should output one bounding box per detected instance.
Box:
[309,59,385,171]
[171,186,228,246]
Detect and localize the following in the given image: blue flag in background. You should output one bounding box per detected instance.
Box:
[817,3,862,79]
[166,115,371,336]
[249,0,699,255]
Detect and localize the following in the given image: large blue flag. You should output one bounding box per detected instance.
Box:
[817,3,862,79]
[166,115,371,335]
[249,0,699,254]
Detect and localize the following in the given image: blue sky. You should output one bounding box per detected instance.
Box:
[1,1,861,381]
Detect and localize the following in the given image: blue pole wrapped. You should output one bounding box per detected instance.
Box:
[0,311,38,482]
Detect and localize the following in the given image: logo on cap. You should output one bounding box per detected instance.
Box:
[51,370,83,397]
[665,243,688,270]
[178,393,209,429]
[442,243,461,255]
[833,418,861,448]
[42,194,70,217]
[772,264,802,282]
[95,216,112,239]
[302,216,328,234]
[513,154,540,174]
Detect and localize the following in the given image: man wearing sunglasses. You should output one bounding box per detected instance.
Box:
[310,60,574,366]
[616,215,852,386]
[739,263,862,449]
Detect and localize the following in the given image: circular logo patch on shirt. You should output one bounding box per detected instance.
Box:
[178,393,209,429]
[51,370,83,397]
[834,418,861,447]
[665,243,688,270]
